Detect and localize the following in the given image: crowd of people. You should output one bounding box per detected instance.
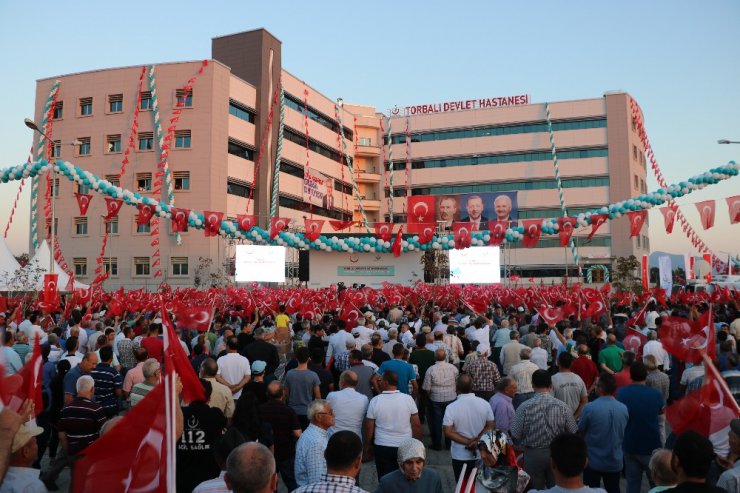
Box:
[0,293,739,492]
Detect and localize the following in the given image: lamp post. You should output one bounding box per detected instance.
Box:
[24,118,81,273]
[718,139,740,144]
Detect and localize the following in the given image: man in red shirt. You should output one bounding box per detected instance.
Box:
[140,323,164,363]
[571,344,599,392]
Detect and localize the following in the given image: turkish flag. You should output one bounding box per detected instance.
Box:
[452,222,472,249]
[0,335,42,415]
[408,196,435,224]
[623,328,647,359]
[44,273,59,306]
[464,298,488,315]
[537,305,565,326]
[170,208,190,233]
[203,211,223,237]
[661,307,715,364]
[415,223,436,245]
[557,217,577,247]
[374,222,394,242]
[627,210,647,238]
[73,382,169,492]
[521,220,541,248]
[583,299,607,322]
[695,200,715,230]
[659,206,677,234]
[173,305,214,332]
[489,220,508,246]
[641,255,649,290]
[666,358,739,441]
[74,286,92,304]
[304,219,325,242]
[391,228,403,257]
[270,217,290,239]
[726,195,740,224]
[74,193,92,216]
[329,220,354,231]
[137,203,155,226]
[587,214,608,240]
[162,302,206,403]
[104,198,123,220]
[339,304,362,331]
[237,214,257,232]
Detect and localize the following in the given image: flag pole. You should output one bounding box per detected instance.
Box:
[701,350,740,416]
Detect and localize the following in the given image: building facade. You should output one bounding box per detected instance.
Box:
[32,28,647,289]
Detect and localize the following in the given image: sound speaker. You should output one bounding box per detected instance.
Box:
[298,250,310,282]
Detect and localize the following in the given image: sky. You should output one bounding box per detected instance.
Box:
[0,0,738,258]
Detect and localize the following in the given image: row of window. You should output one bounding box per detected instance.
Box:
[634,174,647,194]
[388,118,607,145]
[387,147,608,171]
[636,234,650,251]
[228,138,256,161]
[284,127,348,166]
[383,176,610,197]
[51,131,191,158]
[52,90,191,120]
[72,256,189,278]
[284,93,354,140]
[279,159,353,195]
[278,195,351,220]
[229,99,256,124]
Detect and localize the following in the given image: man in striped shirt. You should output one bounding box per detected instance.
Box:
[90,345,123,418]
[129,358,160,407]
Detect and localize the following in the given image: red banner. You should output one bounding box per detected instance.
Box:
[727,195,740,224]
[489,220,507,246]
[695,200,715,230]
[557,217,577,247]
[587,214,608,240]
[661,308,715,364]
[328,220,354,231]
[269,217,290,239]
[408,196,435,224]
[104,198,123,220]
[703,253,712,283]
[237,214,257,232]
[452,222,472,249]
[137,203,155,225]
[203,211,223,237]
[627,210,647,238]
[374,222,394,242]
[641,254,649,290]
[415,223,436,245]
[521,220,541,248]
[43,273,59,306]
[170,208,190,233]
[392,228,403,257]
[74,193,92,216]
[659,206,677,234]
[304,219,325,242]
[623,328,647,359]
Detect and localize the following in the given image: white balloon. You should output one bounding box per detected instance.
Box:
[408,244,415,251]
[195,219,202,226]
[363,244,371,252]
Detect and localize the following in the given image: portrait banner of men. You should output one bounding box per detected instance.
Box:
[460,194,489,231]
[490,192,518,223]
[436,195,460,231]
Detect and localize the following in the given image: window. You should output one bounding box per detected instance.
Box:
[633,145,638,160]
[77,183,90,194]
[53,102,63,120]
[51,140,61,158]
[102,257,118,276]
[78,137,91,156]
[403,176,610,197]
[136,173,152,192]
[134,257,151,277]
[634,175,639,189]
[108,94,123,113]
[359,137,372,146]
[73,258,87,277]
[278,195,349,221]
[106,134,122,153]
[176,89,192,107]
[138,132,154,151]
[174,171,190,190]
[46,218,58,236]
[228,139,255,160]
[631,117,636,131]
[284,128,348,166]
[51,178,60,197]
[79,97,93,116]
[636,235,642,249]
[140,91,152,110]
[280,160,304,179]
[74,217,88,236]
[229,99,256,123]
[226,179,252,198]
[105,175,120,187]
[174,130,191,149]
[104,218,119,235]
[284,93,353,139]
[171,257,189,276]
[135,217,151,233]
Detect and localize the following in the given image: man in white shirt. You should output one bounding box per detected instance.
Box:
[352,316,374,348]
[216,336,251,399]
[530,337,549,370]
[644,302,659,330]
[326,326,353,366]
[327,370,369,439]
[399,323,415,347]
[364,370,422,481]
[443,374,495,484]
[473,318,491,355]
[21,313,46,345]
[642,330,671,371]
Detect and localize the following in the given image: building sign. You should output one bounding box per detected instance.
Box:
[392,94,531,116]
[337,266,396,276]
[303,169,335,209]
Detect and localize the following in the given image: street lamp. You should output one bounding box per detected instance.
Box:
[718,139,740,144]
[24,118,81,273]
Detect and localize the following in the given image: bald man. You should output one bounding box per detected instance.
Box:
[225,442,278,493]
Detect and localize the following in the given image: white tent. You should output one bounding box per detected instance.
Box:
[29,241,89,290]
[0,235,22,291]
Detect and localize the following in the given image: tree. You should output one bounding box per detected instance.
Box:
[193,256,231,289]
[612,255,642,294]
[0,259,45,297]
[420,250,449,284]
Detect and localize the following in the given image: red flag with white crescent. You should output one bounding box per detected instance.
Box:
[537,305,565,326]
[392,228,403,257]
[270,217,290,239]
[557,217,577,247]
[408,196,435,224]
[489,220,507,246]
[623,328,647,359]
[328,220,354,231]
[452,222,472,249]
[660,205,677,234]
[104,198,123,220]
[74,192,92,216]
[304,219,325,242]
[695,200,715,230]
[661,307,715,364]
[43,273,59,306]
[137,202,155,225]
[170,208,190,233]
[374,222,394,242]
[203,211,223,237]
[587,214,608,240]
[726,195,740,224]
[416,223,435,245]
[627,210,647,238]
[521,220,541,248]
[237,214,257,232]
[0,335,43,415]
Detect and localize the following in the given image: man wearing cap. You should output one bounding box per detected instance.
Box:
[2,420,46,492]
[242,360,269,404]
[376,438,443,492]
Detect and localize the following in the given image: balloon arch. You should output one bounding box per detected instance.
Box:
[586,264,610,284]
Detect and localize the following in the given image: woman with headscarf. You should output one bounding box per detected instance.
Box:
[376,438,442,492]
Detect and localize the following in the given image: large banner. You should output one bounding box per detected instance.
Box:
[303,170,335,210]
[409,192,518,231]
[307,251,423,288]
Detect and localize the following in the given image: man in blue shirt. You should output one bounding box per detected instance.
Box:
[617,361,664,493]
[578,372,628,493]
[377,343,418,397]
